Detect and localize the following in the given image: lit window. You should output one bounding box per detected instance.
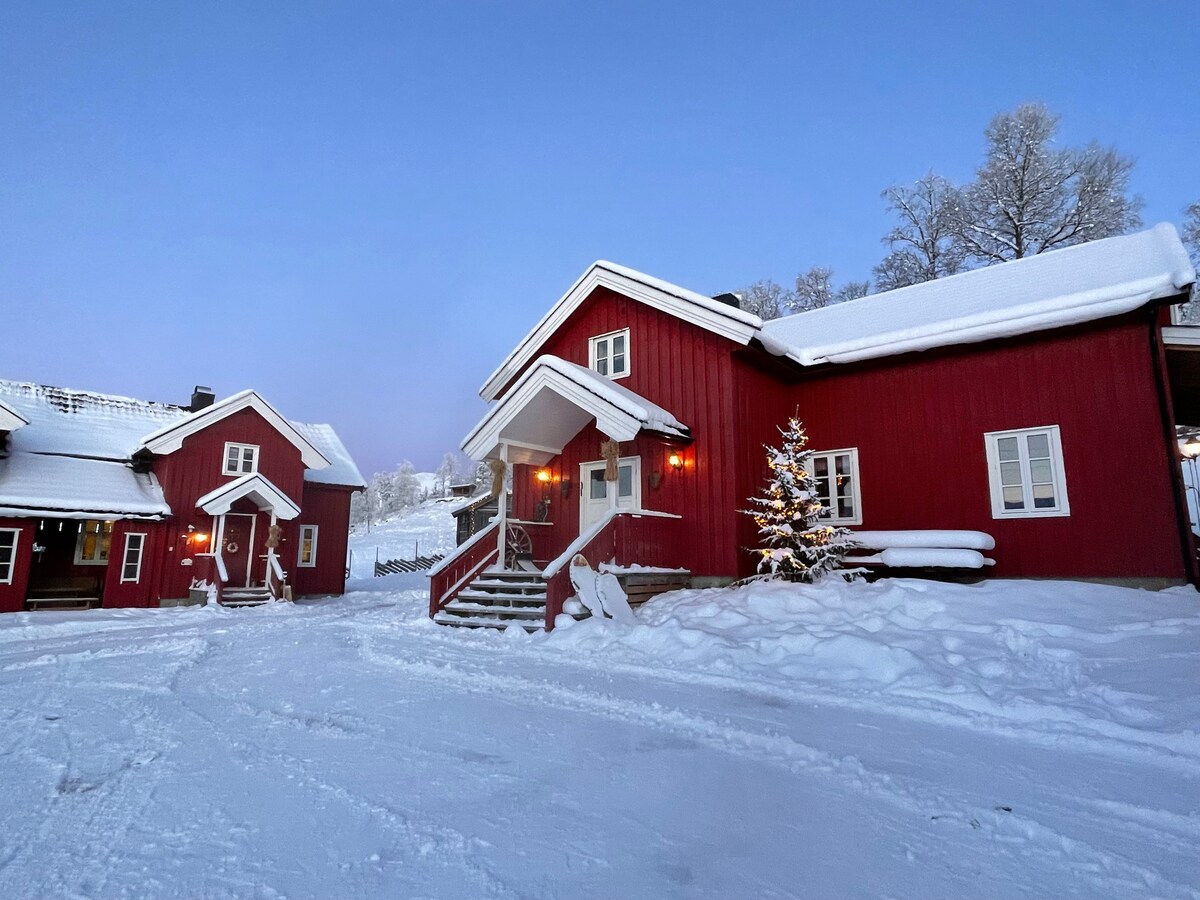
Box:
[589,328,630,379]
[810,449,862,526]
[298,525,318,567]
[984,426,1070,518]
[0,529,18,585]
[120,533,146,583]
[75,520,114,565]
[223,442,259,476]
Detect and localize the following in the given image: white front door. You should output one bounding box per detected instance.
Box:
[580,457,641,532]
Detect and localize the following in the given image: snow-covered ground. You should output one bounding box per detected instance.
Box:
[347,496,466,577]
[0,573,1197,898]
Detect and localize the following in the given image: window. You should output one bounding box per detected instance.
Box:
[984,425,1070,518]
[298,525,318,567]
[589,328,630,379]
[120,533,146,583]
[810,449,862,525]
[223,443,259,476]
[75,519,114,565]
[0,529,18,585]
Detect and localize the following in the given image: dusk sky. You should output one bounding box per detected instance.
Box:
[3,2,1197,478]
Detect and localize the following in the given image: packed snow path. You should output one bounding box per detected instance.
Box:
[0,585,1197,898]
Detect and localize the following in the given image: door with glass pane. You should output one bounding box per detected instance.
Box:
[579,457,641,532]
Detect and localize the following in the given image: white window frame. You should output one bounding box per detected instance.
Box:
[984,425,1071,519]
[222,442,259,476]
[588,328,631,380]
[809,448,863,526]
[0,528,19,585]
[120,532,146,584]
[74,519,114,566]
[297,525,319,568]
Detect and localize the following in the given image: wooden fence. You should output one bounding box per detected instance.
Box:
[374,554,445,576]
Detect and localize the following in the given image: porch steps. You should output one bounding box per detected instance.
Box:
[220,586,273,608]
[434,569,548,632]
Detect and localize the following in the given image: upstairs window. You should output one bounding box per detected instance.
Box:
[0,529,18,585]
[984,425,1070,518]
[810,449,862,525]
[297,525,319,567]
[589,328,630,379]
[223,442,259,476]
[75,520,114,565]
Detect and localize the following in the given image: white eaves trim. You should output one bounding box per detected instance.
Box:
[463,356,690,464]
[1162,326,1200,348]
[0,398,28,432]
[195,472,302,520]
[479,261,762,401]
[140,390,331,470]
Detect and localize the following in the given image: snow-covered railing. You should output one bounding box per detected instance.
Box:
[543,509,682,630]
[428,520,500,617]
[193,552,228,604]
[266,552,287,601]
[844,530,996,569]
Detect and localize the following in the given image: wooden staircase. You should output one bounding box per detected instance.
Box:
[220,585,273,608]
[433,570,548,632]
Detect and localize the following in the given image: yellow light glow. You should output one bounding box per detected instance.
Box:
[668,453,683,470]
[194,533,209,544]
[536,469,552,482]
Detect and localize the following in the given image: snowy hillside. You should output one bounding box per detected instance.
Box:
[0,576,1196,898]
[347,494,469,577]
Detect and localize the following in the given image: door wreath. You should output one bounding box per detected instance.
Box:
[226,541,240,554]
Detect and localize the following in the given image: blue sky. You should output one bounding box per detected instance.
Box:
[2,2,1197,477]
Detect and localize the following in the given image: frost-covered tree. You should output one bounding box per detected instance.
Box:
[434,451,459,496]
[1184,201,1199,262]
[789,267,869,312]
[738,279,793,320]
[951,103,1142,264]
[743,416,854,582]
[874,173,967,291]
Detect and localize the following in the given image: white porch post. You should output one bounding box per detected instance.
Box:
[496,441,509,569]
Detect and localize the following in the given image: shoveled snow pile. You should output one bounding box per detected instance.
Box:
[545,578,1200,755]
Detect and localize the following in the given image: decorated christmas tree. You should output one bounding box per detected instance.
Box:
[744,416,855,582]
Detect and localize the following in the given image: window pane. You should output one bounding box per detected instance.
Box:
[596,358,608,376]
[1026,433,1050,458]
[618,464,633,497]
[612,335,624,355]
[612,353,626,374]
[1029,459,1053,484]
[997,437,1019,461]
[838,498,854,518]
[1032,484,1056,508]
[834,454,850,476]
[1003,486,1025,510]
[226,446,239,470]
[595,339,607,360]
[836,475,852,499]
[1000,461,1023,486]
[589,470,607,500]
[813,457,829,477]
[814,476,830,504]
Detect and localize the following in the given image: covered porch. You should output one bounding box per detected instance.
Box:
[432,356,693,630]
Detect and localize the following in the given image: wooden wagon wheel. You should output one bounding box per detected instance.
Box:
[505,523,532,568]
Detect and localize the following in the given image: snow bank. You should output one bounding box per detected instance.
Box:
[543,578,1200,755]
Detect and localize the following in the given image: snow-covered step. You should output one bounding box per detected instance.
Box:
[221,587,272,608]
[432,612,543,632]
[455,590,546,605]
[469,579,547,591]
[440,602,546,619]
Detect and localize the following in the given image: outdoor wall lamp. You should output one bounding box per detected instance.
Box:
[668,452,684,471]
[535,468,552,483]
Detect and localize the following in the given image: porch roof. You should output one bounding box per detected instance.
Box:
[195,472,302,520]
[462,356,690,466]
[0,453,170,519]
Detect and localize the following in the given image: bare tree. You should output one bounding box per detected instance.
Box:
[874,173,967,290]
[787,267,869,313]
[951,103,1142,263]
[738,279,794,320]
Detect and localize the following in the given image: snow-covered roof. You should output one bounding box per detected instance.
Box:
[761,224,1196,366]
[0,380,363,518]
[463,355,690,466]
[479,261,762,402]
[196,472,302,520]
[0,453,170,519]
[291,422,366,488]
[0,397,29,432]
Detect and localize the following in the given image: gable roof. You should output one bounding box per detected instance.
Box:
[479,261,762,401]
[761,223,1196,367]
[291,422,367,488]
[464,355,690,466]
[195,472,302,520]
[140,390,330,470]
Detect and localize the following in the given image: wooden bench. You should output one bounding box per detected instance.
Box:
[598,565,691,608]
[26,576,103,611]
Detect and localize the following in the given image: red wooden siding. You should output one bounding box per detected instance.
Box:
[0,518,34,613]
[507,287,747,577]
[769,312,1186,579]
[289,484,354,596]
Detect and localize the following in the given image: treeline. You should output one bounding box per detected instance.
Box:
[349,452,487,527]
[742,103,1200,320]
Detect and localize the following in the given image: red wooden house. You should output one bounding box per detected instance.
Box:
[0,382,364,612]
[430,223,1200,631]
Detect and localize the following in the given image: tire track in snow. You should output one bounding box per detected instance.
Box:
[358,634,1200,900]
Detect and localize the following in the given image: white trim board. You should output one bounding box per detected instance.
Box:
[479,261,761,401]
[196,472,302,520]
[140,390,330,470]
